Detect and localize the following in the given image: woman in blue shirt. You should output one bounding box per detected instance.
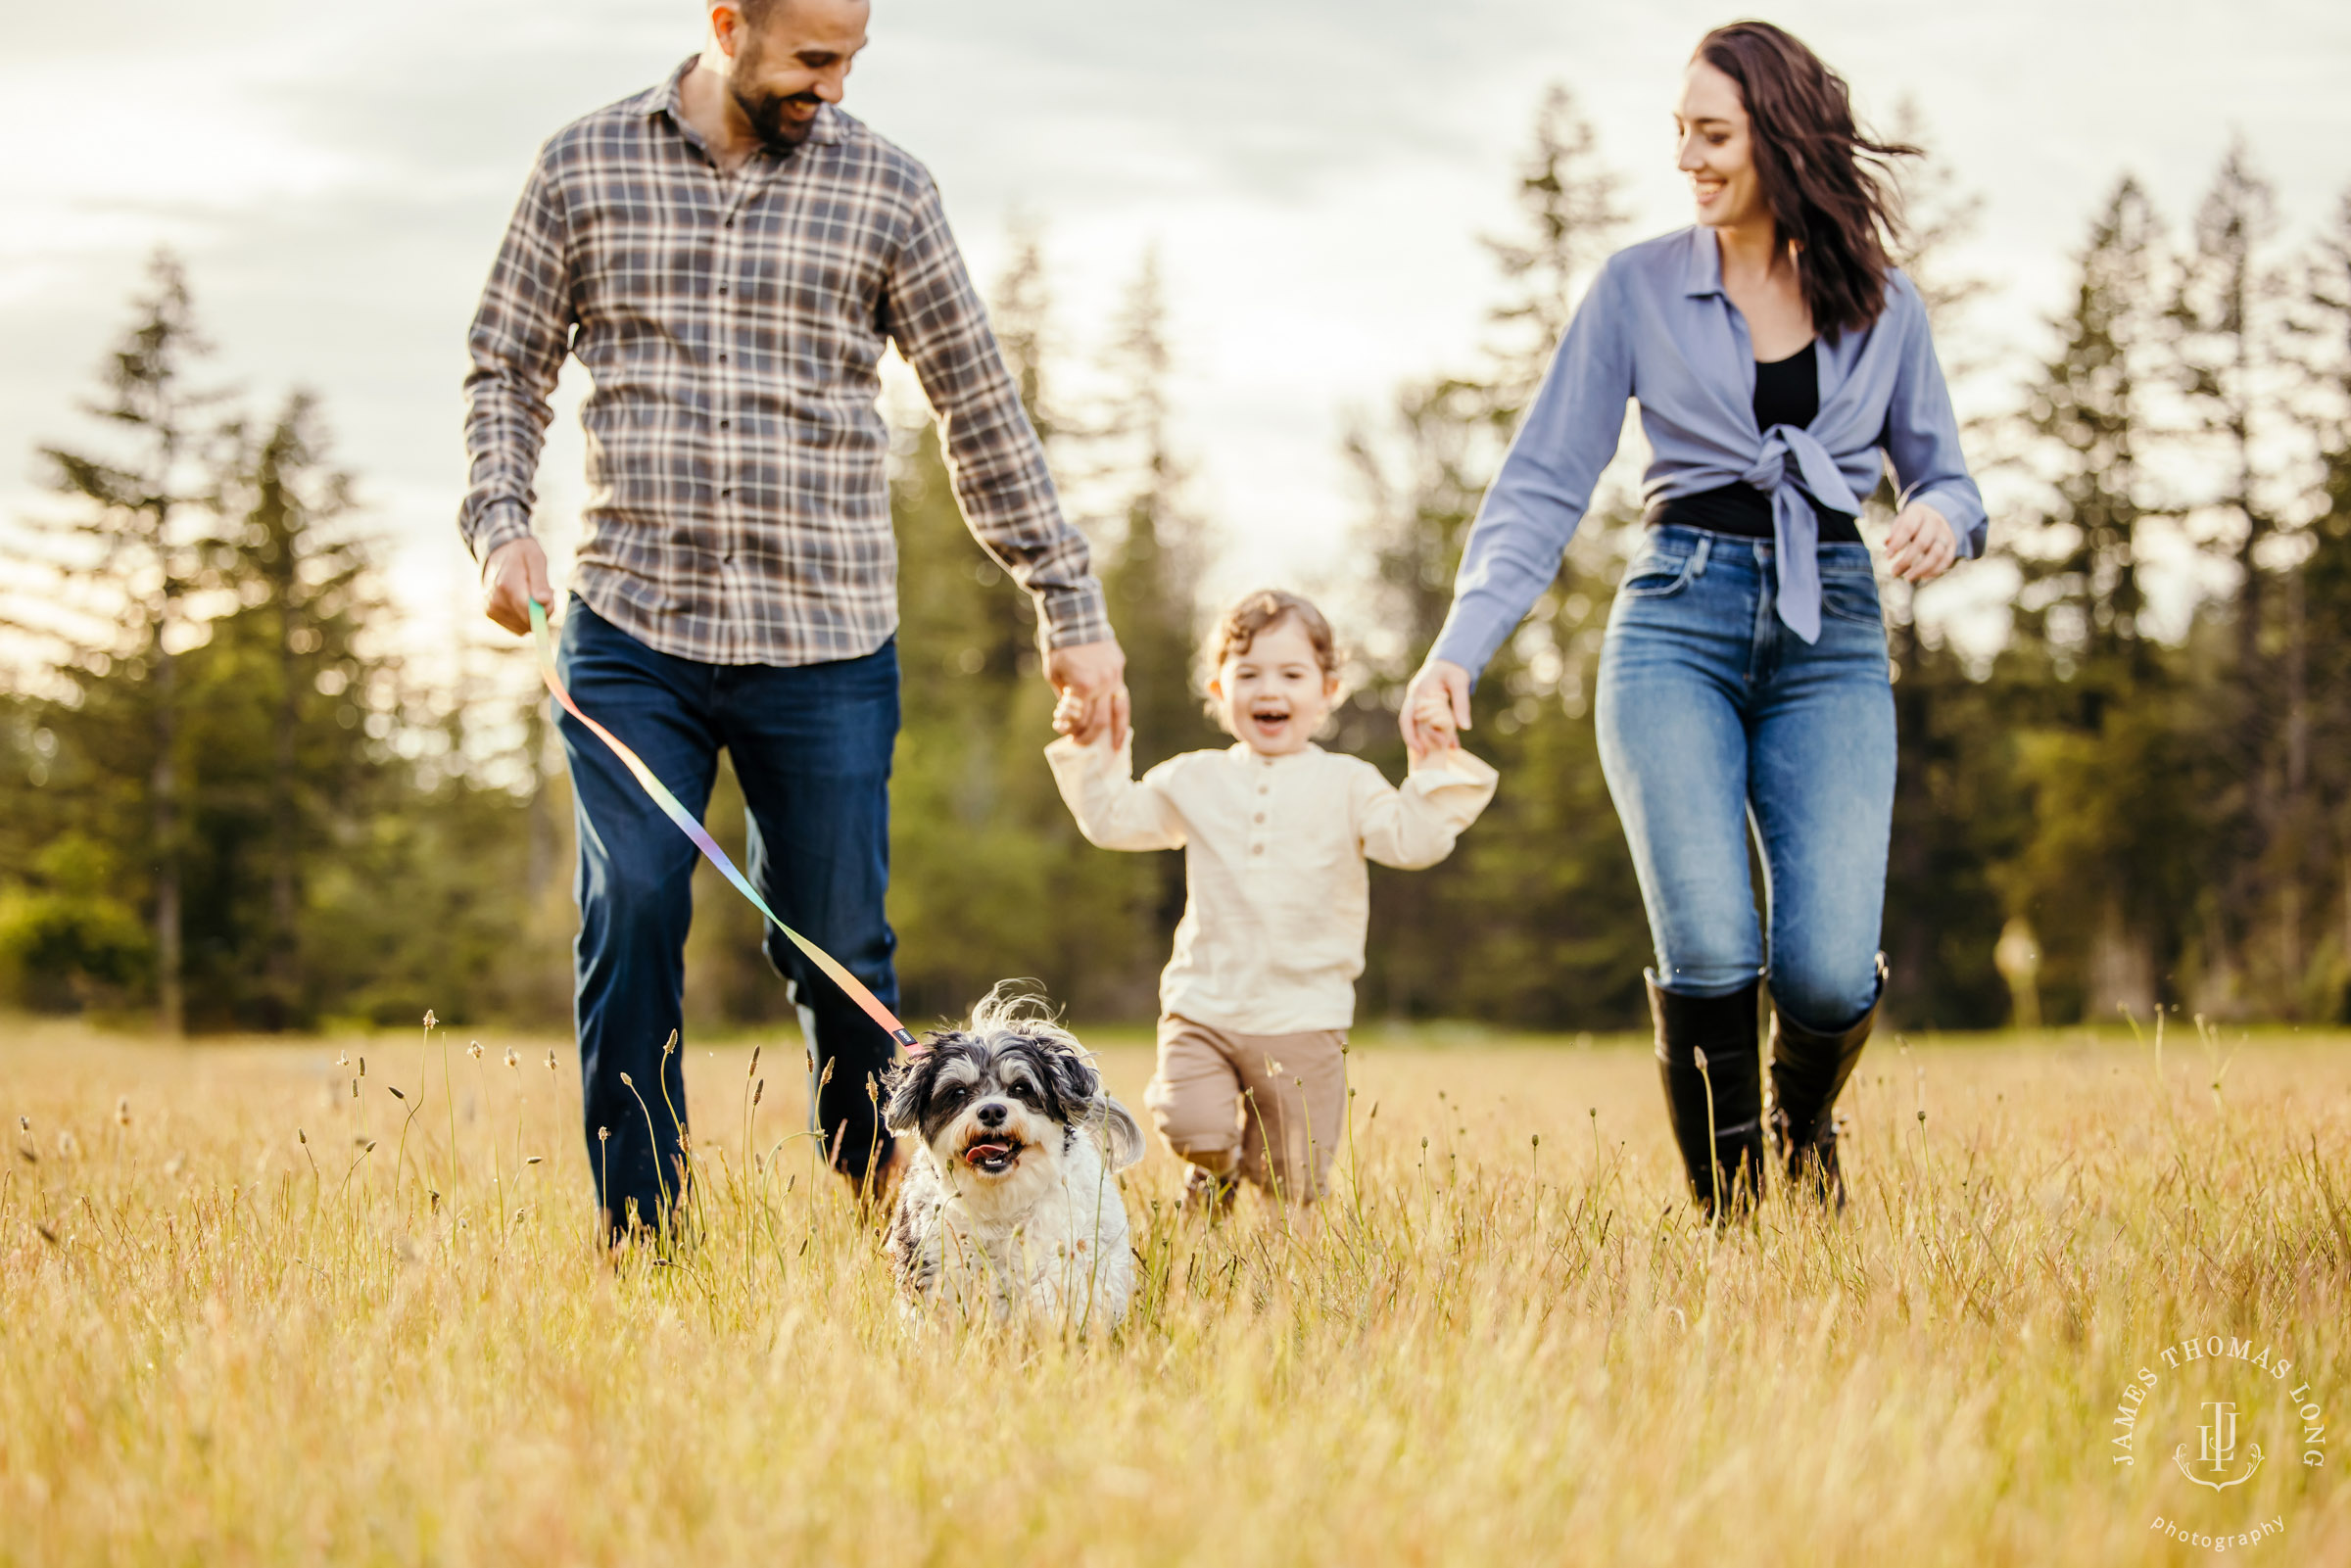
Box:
[1403,23,1986,1218]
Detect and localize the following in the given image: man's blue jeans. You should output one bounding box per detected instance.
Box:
[555,597,900,1229]
[1595,528,1893,1031]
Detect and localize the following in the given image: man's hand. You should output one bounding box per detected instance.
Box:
[1047,640,1130,748]
[1402,658,1471,757]
[483,537,554,636]
[1885,501,1959,584]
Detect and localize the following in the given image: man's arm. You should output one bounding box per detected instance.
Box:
[881,171,1128,744]
[461,151,574,634]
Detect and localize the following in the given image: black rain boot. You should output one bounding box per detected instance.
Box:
[1648,974,1764,1221]
[1767,959,1887,1211]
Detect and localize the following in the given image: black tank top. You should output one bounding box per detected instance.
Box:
[1646,341,1861,543]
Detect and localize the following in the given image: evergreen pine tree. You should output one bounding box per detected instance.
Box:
[25,252,226,1033]
[2169,141,2298,1006]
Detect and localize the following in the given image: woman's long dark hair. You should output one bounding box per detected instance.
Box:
[1696,22,1917,338]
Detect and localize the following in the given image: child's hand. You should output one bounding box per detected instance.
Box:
[1052,689,1093,737]
[1407,685,1459,762]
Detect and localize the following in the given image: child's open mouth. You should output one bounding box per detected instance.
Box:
[961,1137,1024,1176]
[1250,706,1290,739]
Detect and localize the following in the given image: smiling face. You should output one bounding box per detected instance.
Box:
[714,0,870,151]
[1209,615,1340,757]
[884,1030,1100,1194]
[1675,59,1766,231]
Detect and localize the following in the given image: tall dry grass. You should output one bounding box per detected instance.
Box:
[1,1013,2345,1565]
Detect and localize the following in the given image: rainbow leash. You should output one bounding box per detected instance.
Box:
[529,597,919,1053]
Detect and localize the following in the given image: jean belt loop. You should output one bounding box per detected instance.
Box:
[1690,534,1712,578]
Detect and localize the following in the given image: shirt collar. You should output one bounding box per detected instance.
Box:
[650,56,848,155]
[1226,742,1323,768]
[1680,225,1724,299]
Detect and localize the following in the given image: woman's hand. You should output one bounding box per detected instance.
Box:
[1885,500,1958,583]
[1402,659,1471,760]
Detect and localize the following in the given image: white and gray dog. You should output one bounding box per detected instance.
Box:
[882,989,1144,1330]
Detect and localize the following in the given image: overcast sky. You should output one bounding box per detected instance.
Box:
[6,0,2348,663]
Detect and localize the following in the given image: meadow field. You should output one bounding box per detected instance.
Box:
[1,1013,2345,1565]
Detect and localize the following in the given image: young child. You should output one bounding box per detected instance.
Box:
[1046,590,1497,1209]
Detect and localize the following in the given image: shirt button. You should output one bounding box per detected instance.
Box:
[716,353,728,363]
[1251,845,1264,856]
[716,284,730,296]
[1253,813,1265,824]
[718,419,731,430]
[721,487,734,498]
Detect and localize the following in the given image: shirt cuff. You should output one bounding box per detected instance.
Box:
[1427,607,1510,690]
[1407,747,1500,790]
[1909,487,1987,560]
[1034,579,1114,650]
[463,501,536,565]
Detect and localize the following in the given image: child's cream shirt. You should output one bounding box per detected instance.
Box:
[1044,736,1499,1034]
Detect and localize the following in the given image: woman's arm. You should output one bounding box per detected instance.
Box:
[1043,735,1186,852]
[1882,277,1989,578]
[1426,261,1637,686]
[1357,749,1501,871]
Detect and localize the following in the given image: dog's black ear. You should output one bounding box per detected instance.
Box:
[880,1058,926,1136]
[884,1033,960,1135]
[1039,1037,1101,1118]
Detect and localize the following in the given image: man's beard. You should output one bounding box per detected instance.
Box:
[731,47,822,151]
[734,85,821,150]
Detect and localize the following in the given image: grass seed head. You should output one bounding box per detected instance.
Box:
[620,1072,634,1089]
[116,1096,130,1126]
[467,1041,483,1061]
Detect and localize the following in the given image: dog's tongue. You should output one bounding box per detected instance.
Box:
[965,1142,1012,1165]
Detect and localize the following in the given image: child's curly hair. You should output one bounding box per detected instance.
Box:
[1199,591,1341,724]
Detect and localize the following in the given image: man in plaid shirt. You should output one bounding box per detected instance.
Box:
[461,0,1128,1238]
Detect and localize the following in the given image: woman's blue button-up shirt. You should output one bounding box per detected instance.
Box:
[1430,226,1988,675]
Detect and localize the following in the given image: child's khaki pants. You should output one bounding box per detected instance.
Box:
[1144,1014,1349,1202]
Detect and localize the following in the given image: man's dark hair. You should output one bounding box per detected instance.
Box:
[1695,22,1920,339]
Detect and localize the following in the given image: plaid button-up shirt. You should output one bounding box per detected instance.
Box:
[460,61,1108,666]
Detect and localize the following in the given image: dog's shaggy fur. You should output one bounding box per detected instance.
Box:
[882,989,1144,1330]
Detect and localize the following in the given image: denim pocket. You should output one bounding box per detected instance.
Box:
[1819,567,1884,627]
[1618,549,1697,599]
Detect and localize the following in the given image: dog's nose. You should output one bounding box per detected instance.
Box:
[976,1102,1008,1128]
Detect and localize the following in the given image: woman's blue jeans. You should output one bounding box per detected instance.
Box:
[555,597,901,1231]
[1594,527,1893,1031]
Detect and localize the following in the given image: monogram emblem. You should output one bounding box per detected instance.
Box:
[2174,1400,2265,1492]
